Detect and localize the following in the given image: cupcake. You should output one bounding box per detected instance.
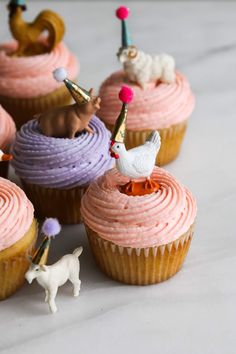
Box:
[0,105,16,178]
[12,69,113,224]
[81,86,197,285]
[98,6,195,166]
[0,177,37,300]
[0,0,79,129]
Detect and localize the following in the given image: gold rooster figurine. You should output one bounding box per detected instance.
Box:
[8,0,65,57]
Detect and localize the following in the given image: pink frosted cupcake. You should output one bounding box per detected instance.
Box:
[81,86,197,285]
[81,168,197,285]
[0,177,37,300]
[0,105,16,178]
[98,6,195,166]
[0,1,79,129]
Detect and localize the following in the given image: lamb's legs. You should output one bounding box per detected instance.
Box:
[135,78,146,90]
[45,289,49,303]
[48,287,58,314]
[69,275,81,297]
[161,69,176,84]
[136,73,149,90]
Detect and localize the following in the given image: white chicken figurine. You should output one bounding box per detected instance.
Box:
[110,86,161,195]
[0,149,13,162]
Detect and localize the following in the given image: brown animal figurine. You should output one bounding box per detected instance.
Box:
[38,88,101,139]
[8,0,65,57]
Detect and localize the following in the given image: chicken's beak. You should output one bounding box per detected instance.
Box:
[1,153,13,162]
[109,147,119,159]
[109,141,119,159]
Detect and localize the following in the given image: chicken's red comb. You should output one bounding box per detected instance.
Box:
[116,6,129,20]
[119,85,134,104]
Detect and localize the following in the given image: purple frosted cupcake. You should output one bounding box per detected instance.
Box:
[12,116,112,224]
[12,67,113,224]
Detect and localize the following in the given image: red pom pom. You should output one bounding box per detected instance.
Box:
[119,85,134,104]
[116,6,129,20]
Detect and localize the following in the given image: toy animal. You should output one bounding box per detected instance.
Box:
[25,218,83,314]
[117,46,176,88]
[8,0,65,57]
[110,86,161,195]
[110,129,161,179]
[116,6,176,88]
[38,68,101,138]
[38,89,101,138]
[25,247,83,314]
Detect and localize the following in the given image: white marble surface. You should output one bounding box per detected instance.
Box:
[1,1,236,353]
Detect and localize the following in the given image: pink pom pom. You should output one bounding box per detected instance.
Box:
[116,6,129,20]
[119,85,134,104]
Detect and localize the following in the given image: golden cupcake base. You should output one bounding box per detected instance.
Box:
[0,85,72,130]
[85,225,194,285]
[21,181,87,224]
[105,120,188,166]
[0,219,38,300]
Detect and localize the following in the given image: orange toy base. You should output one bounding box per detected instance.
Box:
[119,179,160,196]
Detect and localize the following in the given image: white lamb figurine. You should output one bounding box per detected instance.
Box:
[118,46,176,88]
[25,247,83,314]
[25,218,83,314]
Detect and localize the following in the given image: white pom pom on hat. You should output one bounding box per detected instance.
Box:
[52,67,91,104]
[53,67,68,82]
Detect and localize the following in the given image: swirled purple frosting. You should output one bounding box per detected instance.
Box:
[12,117,113,189]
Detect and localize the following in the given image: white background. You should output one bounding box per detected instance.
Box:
[0,1,236,353]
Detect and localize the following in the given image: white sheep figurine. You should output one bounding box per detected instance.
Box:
[25,218,83,314]
[115,6,176,88]
[118,46,176,88]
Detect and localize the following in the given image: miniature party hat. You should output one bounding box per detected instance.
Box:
[31,218,61,265]
[116,6,131,48]
[53,67,91,104]
[111,85,134,144]
[9,0,26,6]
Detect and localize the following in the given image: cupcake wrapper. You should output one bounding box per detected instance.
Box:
[0,85,72,130]
[21,181,86,224]
[105,120,188,166]
[0,219,37,300]
[85,225,194,285]
[0,161,9,179]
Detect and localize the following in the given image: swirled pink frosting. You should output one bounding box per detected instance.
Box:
[0,105,16,151]
[0,41,79,98]
[81,167,197,248]
[98,71,195,130]
[0,177,34,251]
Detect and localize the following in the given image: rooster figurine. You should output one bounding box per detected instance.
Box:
[110,86,161,195]
[0,149,13,162]
[8,0,65,57]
